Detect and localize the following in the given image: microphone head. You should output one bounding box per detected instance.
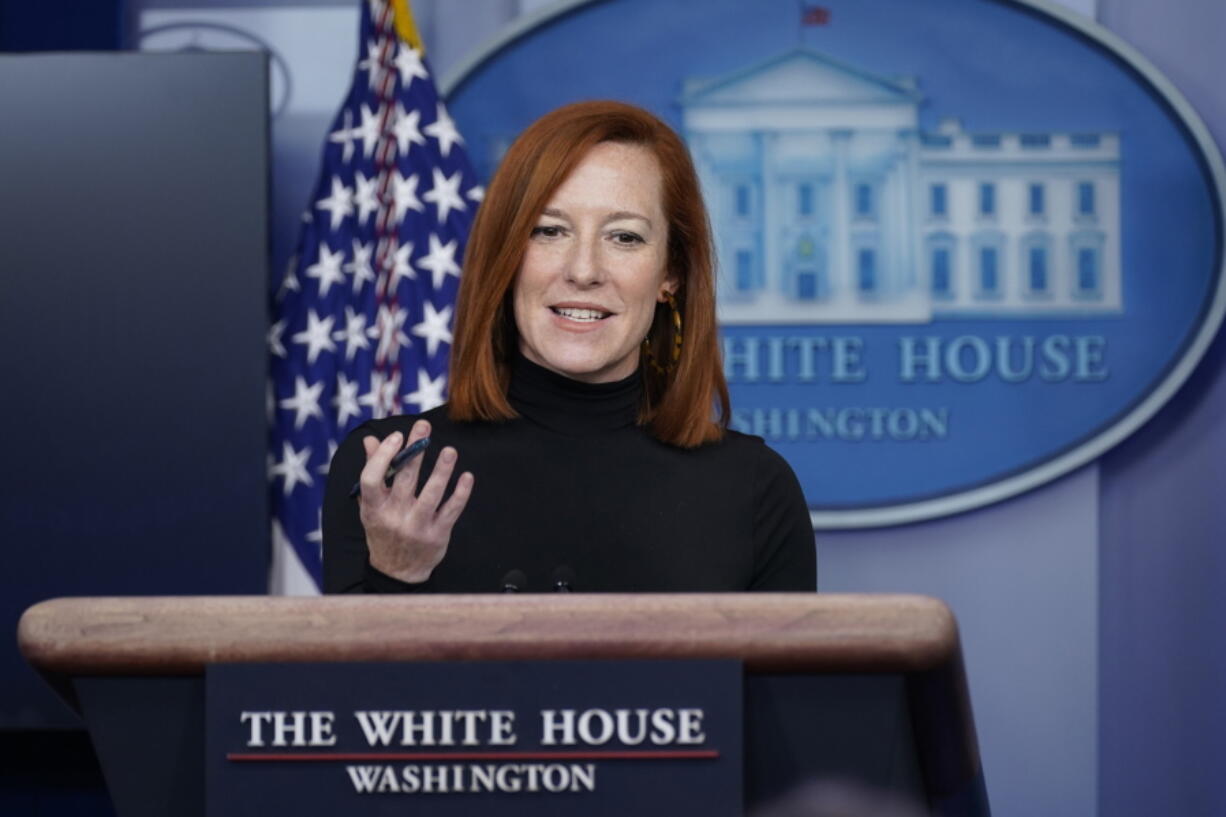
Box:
[500,569,527,593]
[552,566,576,592]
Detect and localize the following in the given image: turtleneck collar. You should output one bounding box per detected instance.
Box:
[507,353,642,434]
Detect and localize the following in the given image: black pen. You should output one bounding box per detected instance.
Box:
[349,436,431,498]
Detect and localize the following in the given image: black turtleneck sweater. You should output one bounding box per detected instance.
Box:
[322,357,816,593]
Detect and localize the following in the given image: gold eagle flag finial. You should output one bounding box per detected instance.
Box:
[390,0,426,53]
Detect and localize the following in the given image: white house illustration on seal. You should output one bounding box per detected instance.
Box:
[680,49,1122,324]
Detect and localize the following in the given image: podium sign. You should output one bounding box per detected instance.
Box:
[206,660,742,816]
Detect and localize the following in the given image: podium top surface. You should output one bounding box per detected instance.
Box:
[18,594,958,676]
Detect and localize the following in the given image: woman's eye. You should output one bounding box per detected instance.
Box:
[531,225,565,239]
[610,231,645,245]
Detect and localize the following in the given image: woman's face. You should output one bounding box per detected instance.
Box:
[513,141,676,384]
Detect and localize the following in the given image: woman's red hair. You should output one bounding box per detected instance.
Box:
[448,100,729,448]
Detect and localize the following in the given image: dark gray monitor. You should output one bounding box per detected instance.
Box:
[0,52,270,729]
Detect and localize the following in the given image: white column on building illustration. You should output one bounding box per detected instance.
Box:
[759,130,780,299]
[884,156,903,296]
[1054,176,1071,307]
[897,130,918,291]
[956,175,971,307]
[831,129,851,300]
[690,132,725,299]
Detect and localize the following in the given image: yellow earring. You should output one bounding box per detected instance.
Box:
[643,290,682,376]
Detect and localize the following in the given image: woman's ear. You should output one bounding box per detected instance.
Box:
[659,274,680,301]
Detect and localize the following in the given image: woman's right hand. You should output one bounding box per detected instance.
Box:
[357,419,474,584]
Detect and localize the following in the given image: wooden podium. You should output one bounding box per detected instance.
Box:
[18,594,988,816]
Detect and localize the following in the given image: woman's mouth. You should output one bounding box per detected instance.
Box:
[550,306,611,322]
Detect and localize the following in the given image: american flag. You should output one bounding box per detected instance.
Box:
[801,5,831,25]
[268,0,481,591]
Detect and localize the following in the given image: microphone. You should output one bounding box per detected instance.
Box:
[552,566,576,593]
[500,569,527,593]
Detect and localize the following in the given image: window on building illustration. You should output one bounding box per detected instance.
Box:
[1029,183,1045,216]
[735,249,754,292]
[931,247,952,298]
[930,183,947,217]
[927,232,957,300]
[854,183,873,218]
[735,184,751,218]
[1029,246,1048,292]
[979,246,999,294]
[798,183,814,217]
[1076,247,1099,294]
[796,269,819,300]
[979,183,996,217]
[857,248,877,293]
[1077,182,1096,216]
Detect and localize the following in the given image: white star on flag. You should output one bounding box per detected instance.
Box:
[277,255,301,300]
[424,166,466,224]
[424,102,463,158]
[412,302,453,358]
[316,441,339,477]
[404,369,447,412]
[392,170,424,224]
[358,370,402,419]
[332,305,371,361]
[393,103,425,156]
[315,176,353,231]
[380,370,402,413]
[344,239,376,293]
[269,440,313,497]
[267,319,288,358]
[369,303,410,364]
[333,373,362,428]
[357,370,388,417]
[356,103,384,159]
[386,239,416,295]
[328,109,356,164]
[305,509,325,545]
[353,171,379,226]
[416,233,461,290]
[292,309,337,364]
[395,44,429,88]
[280,376,325,430]
[358,37,384,90]
[305,242,346,296]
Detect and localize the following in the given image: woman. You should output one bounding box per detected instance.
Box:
[323,100,815,593]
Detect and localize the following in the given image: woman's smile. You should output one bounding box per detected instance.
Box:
[550,305,612,323]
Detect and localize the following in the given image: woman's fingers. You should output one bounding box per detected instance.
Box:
[435,471,474,530]
[408,418,430,442]
[358,431,404,499]
[388,419,431,503]
[414,446,458,514]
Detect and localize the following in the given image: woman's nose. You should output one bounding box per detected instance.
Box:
[564,234,604,287]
